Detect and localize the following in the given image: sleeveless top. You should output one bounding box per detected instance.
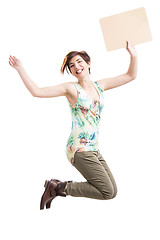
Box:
[66,81,104,164]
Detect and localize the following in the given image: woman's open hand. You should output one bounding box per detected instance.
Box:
[9,55,22,70]
[126,41,137,57]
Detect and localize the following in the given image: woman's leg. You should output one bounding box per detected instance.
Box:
[65,151,116,200]
[97,150,117,198]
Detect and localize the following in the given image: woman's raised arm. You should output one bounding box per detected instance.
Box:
[9,55,68,98]
[97,41,138,91]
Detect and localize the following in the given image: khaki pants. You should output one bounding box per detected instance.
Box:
[65,150,117,200]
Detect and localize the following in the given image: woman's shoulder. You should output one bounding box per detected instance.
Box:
[65,81,77,91]
[65,81,78,107]
[94,80,105,92]
[65,81,78,97]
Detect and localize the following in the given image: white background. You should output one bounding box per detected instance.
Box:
[0,0,160,239]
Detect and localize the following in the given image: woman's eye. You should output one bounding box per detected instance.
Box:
[70,60,81,68]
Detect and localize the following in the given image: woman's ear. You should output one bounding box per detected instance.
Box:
[88,61,91,74]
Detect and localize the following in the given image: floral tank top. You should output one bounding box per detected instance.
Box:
[66,81,104,164]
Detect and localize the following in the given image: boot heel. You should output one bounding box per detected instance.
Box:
[45,190,56,209]
[40,180,50,210]
[40,197,45,210]
[46,199,52,209]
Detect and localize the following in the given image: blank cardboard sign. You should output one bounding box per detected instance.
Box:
[99,7,152,51]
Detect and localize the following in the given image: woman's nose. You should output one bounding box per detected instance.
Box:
[75,62,79,68]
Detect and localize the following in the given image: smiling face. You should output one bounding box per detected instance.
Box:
[69,55,91,80]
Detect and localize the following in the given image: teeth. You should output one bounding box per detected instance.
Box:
[76,69,83,74]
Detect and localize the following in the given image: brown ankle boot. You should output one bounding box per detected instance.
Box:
[54,181,68,197]
[40,180,58,210]
[43,179,72,209]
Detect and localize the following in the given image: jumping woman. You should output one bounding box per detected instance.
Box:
[9,41,137,210]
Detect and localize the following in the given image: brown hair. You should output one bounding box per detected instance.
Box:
[60,51,91,74]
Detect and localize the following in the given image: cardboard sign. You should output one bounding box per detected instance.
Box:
[99,7,152,51]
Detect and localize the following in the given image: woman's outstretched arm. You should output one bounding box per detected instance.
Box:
[97,41,138,91]
[9,56,69,98]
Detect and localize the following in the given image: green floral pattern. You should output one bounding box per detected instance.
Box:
[66,81,104,164]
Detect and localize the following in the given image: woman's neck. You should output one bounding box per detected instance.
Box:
[77,75,91,86]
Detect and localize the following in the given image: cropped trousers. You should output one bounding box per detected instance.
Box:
[65,150,117,200]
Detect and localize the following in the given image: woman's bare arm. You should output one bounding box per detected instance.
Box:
[97,41,138,91]
[9,56,68,98]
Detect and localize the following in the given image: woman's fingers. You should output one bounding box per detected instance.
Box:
[9,55,16,65]
[9,55,16,67]
[9,55,22,69]
[9,56,13,65]
[126,40,128,48]
[126,41,137,56]
[126,41,135,50]
[126,40,131,49]
[9,59,13,66]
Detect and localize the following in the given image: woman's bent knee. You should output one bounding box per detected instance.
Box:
[102,187,117,200]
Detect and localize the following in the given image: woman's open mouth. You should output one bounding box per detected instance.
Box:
[76,68,83,74]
